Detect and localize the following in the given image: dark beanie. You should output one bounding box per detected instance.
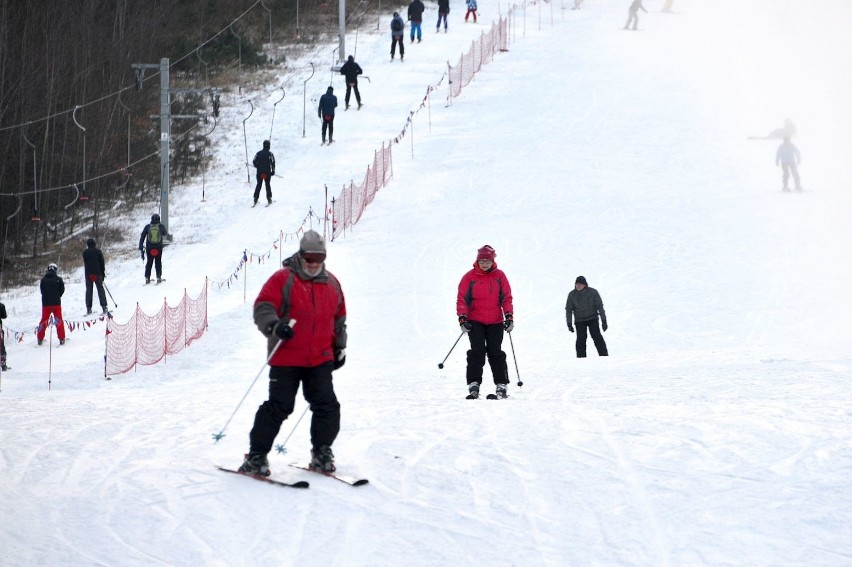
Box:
[86,238,96,247]
[575,276,587,285]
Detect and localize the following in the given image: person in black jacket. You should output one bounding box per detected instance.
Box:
[37,263,66,346]
[0,300,8,370]
[82,238,108,315]
[436,0,450,32]
[138,213,169,284]
[252,140,276,206]
[407,0,425,42]
[317,87,338,144]
[339,56,363,110]
[390,12,405,61]
[565,276,609,357]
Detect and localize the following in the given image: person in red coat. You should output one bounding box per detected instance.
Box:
[456,245,514,399]
[239,230,347,476]
[37,263,66,346]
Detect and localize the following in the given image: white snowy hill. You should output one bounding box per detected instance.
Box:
[2,1,852,565]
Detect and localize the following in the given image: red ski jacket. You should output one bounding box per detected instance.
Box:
[456,261,513,325]
[254,255,347,367]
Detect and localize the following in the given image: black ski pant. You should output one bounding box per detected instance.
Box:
[391,36,404,58]
[145,247,163,279]
[345,82,361,106]
[576,319,608,357]
[254,171,272,202]
[321,117,334,142]
[85,276,108,310]
[249,363,340,455]
[465,321,509,386]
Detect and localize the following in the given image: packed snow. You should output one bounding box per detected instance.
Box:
[2,0,852,565]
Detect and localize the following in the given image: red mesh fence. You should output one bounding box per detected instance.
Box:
[330,142,394,239]
[448,15,510,99]
[105,280,208,377]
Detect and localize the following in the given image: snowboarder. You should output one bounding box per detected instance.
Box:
[318,87,338,144]
[408,0,425,41]
[776,136,802,191]
[437,0,450,32]
[1,300,8,370]
[566,276,608,358]
[465,0,478,22]
[339,55,363,110]
[37,263,66,346]
[239,230,348,477]
[624,0,646,30]
[82,238,108,315]
[390,12,405,61]
[252,140,276,206]
[138,213,169,284]
[456,245,514,400]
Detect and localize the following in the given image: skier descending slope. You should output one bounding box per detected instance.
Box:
[456,245,514,400]
[238,231,348,476]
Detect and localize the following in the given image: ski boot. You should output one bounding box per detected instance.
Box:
[466,382,480,399]
[238,453,270,476]
[310,445,336,473]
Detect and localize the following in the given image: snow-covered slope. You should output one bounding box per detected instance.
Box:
[2,1,851,565]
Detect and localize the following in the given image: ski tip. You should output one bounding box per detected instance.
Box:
[351,478,370,486]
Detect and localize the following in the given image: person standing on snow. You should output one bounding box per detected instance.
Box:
[252,140,276,206]
[456,245,514,400]
[82,238,108,315]
[318,86,338,144]
[408,0,425,41]
[138,213,168,284]
[776,136,802,192]
[566,276,608,358]
[465,0,478,22]
[390,12,406,61]
[339,55,363,110]
[1,300,8,370]
[238,230,348,477]
[37,263,66,346]
[624,0,647,30]
[436,0,450,32]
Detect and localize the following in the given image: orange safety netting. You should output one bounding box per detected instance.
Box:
[105,281,208,377]
[330,142,394,239]
[448,16,509,99]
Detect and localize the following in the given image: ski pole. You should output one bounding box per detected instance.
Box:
[507,331,523,387]
[212,319,295,442]
[103,282,118,309]
[438,331,465,369]
[274,405,310,455]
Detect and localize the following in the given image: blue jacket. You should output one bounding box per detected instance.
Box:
[776,141,800,165]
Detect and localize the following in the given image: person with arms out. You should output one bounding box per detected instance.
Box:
[624,0,646,30]
[437,0,450,32]
[239,230,347,476]
[566,276,608,358]
[138,213,168,284]
[776,136,802,191]
[457,245,514,400]
[465,0,478,22]
[318,86,338,144]
[82,238,108,315]
[390,12,405,61]
[37,263,66,346]
[252,140,276,206]
[408,0,425,41]
[339,55,363,110]
[1,299,8,370]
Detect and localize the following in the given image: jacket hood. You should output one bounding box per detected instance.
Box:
[326,86,334,94]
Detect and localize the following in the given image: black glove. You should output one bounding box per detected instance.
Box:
[568,325,574,333]
[459,315,472,333]
[333,348,346,370]
[268,320,295,341]
[602,321,608,332]
[503,313,514,333]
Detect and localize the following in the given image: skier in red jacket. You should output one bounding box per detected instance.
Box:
[239,230,347,476]
[456,245,514,399]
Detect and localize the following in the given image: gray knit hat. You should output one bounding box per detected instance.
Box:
[299,230,326,254]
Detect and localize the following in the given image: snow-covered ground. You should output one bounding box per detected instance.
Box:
[2,0,852,565]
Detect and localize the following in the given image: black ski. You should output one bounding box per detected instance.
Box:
[485,393,508,400]
[289,463,368,486]
[216,465,309,488]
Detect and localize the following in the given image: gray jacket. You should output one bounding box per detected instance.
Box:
[565,287,606,326]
